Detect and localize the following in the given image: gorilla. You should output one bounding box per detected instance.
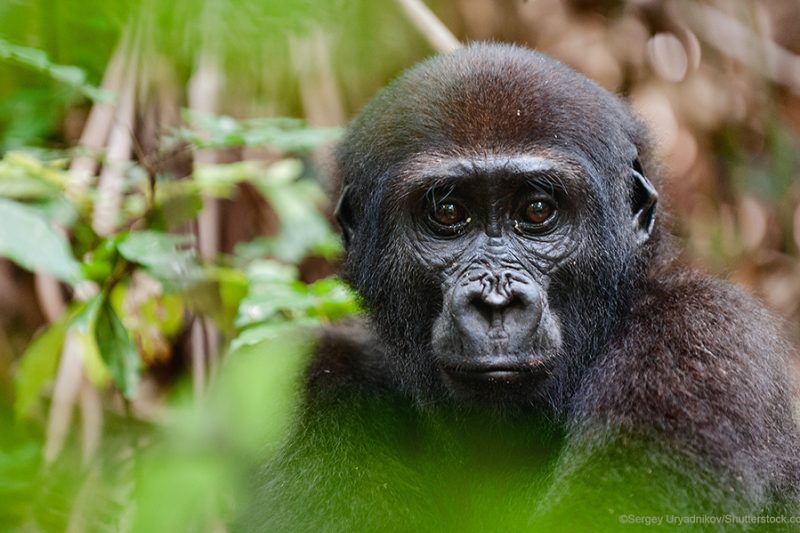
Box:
[239,43,800,532]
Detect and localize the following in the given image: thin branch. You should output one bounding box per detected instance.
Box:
[393,0,461,54]
[34,274,65,323]
[289,29,346,127]
[189,317,208,400]
[79,375,103,465]
[188,53,223,259]
[91,22,142,236]
[44,331,83,463]
[68,29,130,198]
[187,47,225,396]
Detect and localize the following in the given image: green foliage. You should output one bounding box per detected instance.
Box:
[0,102,358,529]
[72,294,112,388]
[0,151,67,199]
[0,37,111,103]
[0,197,82,283]
[95,298,141,399]
[117,231,199,284]
[175,112,342,152]
[0,424,42,527]
[253,159,341,263]
[0,112,351,398]
[0,3,428,525]
[232,260,359,351]
[132,333,313,532]
[14,320,67,419]
[237,261,357,327]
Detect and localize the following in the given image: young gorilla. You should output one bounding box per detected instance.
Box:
[240,44,800,531]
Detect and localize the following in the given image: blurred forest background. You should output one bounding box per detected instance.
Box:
[0,0,799,531]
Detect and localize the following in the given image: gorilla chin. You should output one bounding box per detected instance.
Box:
[432,312,562,400]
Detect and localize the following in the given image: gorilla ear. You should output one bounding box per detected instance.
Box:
[334,184,355,249]
[630,159,657,244]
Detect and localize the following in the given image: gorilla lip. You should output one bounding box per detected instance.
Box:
[456,369,529,382]
[442,359,552,382]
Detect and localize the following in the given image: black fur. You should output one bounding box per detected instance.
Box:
[239,43,800,532]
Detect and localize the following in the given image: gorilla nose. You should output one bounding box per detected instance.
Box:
[481,286,515,309]
[470,287,524,329]
[453,272,543,340]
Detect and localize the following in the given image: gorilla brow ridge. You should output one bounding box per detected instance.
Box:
[389,153,569,201]
[525,173,568,196]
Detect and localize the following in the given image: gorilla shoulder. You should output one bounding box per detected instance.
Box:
[302,319,407,413]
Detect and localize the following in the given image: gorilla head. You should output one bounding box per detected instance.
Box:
[334,43,660,407]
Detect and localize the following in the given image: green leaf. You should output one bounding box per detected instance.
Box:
[308,278,361,320]
[27,198,78,227]
[216,329,314,454]
[81,259,113,283]
[193,161,262,197]
[117,231,198,284]
[71,295,110,387]
[118,231,195,267]
[0,175,57,199]
[0,198,81,283]
[247,260,299,284]
[14,320,67,418]
[310,232,344,260]
[214,267,249,334]
[153,191,203,230]
[263,158,303,184]
[0,37,112,102]
[235,260,359,328]
[47,65,86,88]
[177,111,342,152]
[94,299,140,399]
[229,319,318,352]
[143,294,185,339]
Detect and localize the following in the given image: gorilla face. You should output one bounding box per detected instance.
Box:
[382,152,655,404]
[407,156,576,394]
[335,44,658,406]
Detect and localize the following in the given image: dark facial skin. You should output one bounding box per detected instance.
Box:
[416,155,657,389]
[340,146,656,406]
[404,156,575,395]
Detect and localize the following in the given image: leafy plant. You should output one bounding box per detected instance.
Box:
[0,37,111,103]
[0,108,359,529]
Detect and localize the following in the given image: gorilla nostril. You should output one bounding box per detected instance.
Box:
[470,293,526,328]
[470,296,497,327]
[483,290,509,309]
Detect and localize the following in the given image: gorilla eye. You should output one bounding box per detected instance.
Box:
[430,202,470,233]
[515,198,557,234]
[433,203,462,225]
[431,202,468,228]
[525,201,553,224]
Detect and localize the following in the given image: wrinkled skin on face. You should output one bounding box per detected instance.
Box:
[335,45,658,408]
[411,156,581,402]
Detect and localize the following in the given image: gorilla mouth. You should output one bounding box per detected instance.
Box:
[442,358,553,383]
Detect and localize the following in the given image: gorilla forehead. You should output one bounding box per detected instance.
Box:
[336,43,645,200]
